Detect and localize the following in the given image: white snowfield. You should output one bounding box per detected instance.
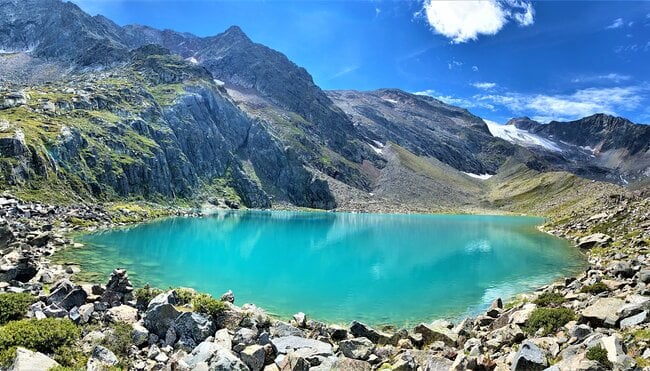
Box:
[484,120,562,152]
[463,172,494,180]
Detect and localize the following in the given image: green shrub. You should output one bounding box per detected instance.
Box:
[134,285,163,307]
[0,318,80,365]
[174,288,196,306]
[524,307,575,335]
[586,345,612,367]
[192,294,226,318]
[581,282,609,295]
[0,347,16,368]
[533,292,566,307]
[0,293,35,325]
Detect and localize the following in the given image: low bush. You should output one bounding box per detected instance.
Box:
[533,291,566,307]
[192,294,226,318]
[102,322,133,357]
[0,318,80,366]
[134,285,163,308]
[0,293,35,325]
[586,344,612,368]
[524,307,575,335]
[175,288,196,306]
[581,282,609,295]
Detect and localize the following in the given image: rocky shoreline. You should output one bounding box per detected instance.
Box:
[0,191,649,371]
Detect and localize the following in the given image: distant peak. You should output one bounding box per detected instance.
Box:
[221,25,251,42]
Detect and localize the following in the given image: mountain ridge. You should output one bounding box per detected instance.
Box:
[0,0,641,212]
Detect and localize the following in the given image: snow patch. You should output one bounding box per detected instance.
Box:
[368,140,385,154]
[463,172,493,180]
[383,98,398,104]
[187,57,198,65]
[485,120,562,152]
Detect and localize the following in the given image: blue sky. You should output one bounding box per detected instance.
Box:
[72,0,650,124]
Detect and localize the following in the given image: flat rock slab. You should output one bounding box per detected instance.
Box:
[581,298,625,327]
[271,335,333,356]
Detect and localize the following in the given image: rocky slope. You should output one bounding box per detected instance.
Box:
[0,186,648,371]
[494,115,650,186]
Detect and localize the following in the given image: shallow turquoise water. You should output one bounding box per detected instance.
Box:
[70,211,585,326]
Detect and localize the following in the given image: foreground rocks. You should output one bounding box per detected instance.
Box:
[0,191,649,370]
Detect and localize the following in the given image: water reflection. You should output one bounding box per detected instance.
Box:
[64,211,585,326]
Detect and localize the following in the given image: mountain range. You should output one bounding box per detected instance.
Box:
[0,0,646,212]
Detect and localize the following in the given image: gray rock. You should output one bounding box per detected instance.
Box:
[173,311,216,350]
[87,345,119,371]
[240,344,266,371]
[143,291,180,337]
[132,323,150,347]
[620,311,647,329]
[512,341,547,371]
[233,327,258,347]
[638,270,650,284]
[184,341,222,368]
[578,233,612,249]
[292,312,306,328]
[569,324,592,340]
[278,352,310,371]
[339,337,375,360]
[270,321,305,337]
[43,303,68,318]
[328,325,348,341]
[9,347,59,371]
[349,321,391,344]
[210,348,249,371]
[414,323,458,346]
[214,328,232,350]
[271,335,332,356]
[220,290,235,303]
[107,304,138,324]
[78,303,94,324]
[47,279,87,311]
[581,298,625,328]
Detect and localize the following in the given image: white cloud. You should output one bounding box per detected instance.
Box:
[414,89,495,110]
[448,60,463,69]
[472,82,497,90]
[421,0,535,43]
[472,65,479,72]
[476,86,646,121]
[571,73,632,84]
[606,18,624,29]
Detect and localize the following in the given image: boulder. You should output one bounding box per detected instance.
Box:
[339,337,375,360]
[328,324,348,341]
[349,321,391,344]
[600,334,625,365]
[47,279,87,311]
[184,341,223,368]
[578,233,612,249]
[414,323,458,347]
[511,341,547,371]
[210,348,249,370]
[581,298,625,328]
[29,232,51,247]
[292,312,306,328]
[143,291,180,337]
[0,224,14,250]
[278,352,310,371]
[86,345,119,371]
[241,344,266,371]
[107,305,138,324]
[620,311,647,329]
[173,312,216,349]
[220,290,235,303]
[608,261,634,278]
[9,347,59,371]
[132,323,149,347]
[271,336,332,357]
[271,321,305,337]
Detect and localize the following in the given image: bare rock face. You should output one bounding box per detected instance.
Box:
[578,233,613,249]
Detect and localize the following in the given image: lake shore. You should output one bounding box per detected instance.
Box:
[0,191,649,370]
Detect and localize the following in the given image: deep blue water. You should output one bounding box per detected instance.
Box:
[66,211,585,326]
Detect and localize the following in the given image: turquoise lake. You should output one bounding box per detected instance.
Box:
[69,211,585,326]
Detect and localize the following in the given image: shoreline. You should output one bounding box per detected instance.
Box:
[1,192,649,370]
